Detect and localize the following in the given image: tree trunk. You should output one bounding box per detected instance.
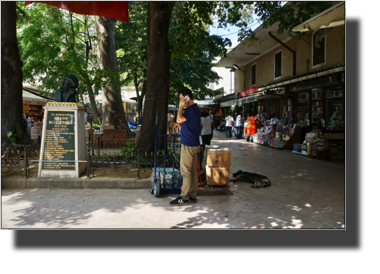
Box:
[95,16,131,134]
[1,2,30,145]
[87,86,100,124]
[133,75,146,124]
[135,1,175,153]
[136,81,146,124]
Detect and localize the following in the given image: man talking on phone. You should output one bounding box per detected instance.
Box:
[171,88,201,205]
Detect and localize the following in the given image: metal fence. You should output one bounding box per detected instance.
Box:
[1,137,202,180]
[1,146,30,178]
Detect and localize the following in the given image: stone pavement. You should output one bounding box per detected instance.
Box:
[1,130,345,229]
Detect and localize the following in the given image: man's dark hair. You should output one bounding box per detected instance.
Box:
[201,110,209,117]
[178,88,193,100]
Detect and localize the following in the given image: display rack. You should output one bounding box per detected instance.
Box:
[258,102,264,114]
[311,88,322,128]
[27,105,43,122]
[265,100,274,114]
[296,92,309,123]
[282,127,309,149]
[329,140,344,160]
[281,98,292,125]
[326,88,344,128]
[23,104,29,115]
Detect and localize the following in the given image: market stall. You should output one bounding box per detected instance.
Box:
[23,88,53,123]
[292,129,344,160]
[23,87,54,139]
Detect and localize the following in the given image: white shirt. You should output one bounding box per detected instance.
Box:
[225,116,234,127]
[235,115,243,127]
[201,116,212,135]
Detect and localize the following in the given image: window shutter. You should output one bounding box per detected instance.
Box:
[251,64,256,86]
[275,52,282,78]
[313,34,325,66]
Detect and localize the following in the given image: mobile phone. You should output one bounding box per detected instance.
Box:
[184,96,189,105]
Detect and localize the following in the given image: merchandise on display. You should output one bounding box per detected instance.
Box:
[253,125,272,145]
[269,138,284,148]
[292,129,344,160]
[281,98,293,124]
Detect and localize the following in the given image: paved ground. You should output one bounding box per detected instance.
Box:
[1,130,345,229]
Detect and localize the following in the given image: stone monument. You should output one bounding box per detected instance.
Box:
[38,74,87,178]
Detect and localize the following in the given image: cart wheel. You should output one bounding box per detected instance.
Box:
[153,180,160,197]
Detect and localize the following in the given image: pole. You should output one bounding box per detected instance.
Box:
[136,149,140,180]
[24,148,27,179]
[86,147,90,179]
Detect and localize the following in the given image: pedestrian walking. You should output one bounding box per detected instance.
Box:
[235,113,244,139]
[225,113,234,138]
[200,110,212,151]
[171,88,201,205]
[22,113,27,129]
[246,114,263,142]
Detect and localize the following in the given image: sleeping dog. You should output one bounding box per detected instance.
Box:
[232,170,272,188]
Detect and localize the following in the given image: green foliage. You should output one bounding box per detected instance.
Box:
[120,141,136,155]
[91,123,101,130]
[169,3,239,103]
[196,1,258,43]
[115,2,148,91]
[168,55,220,105]
[17,2,119,100]
[115,1,229,105]
[156,149,180,165]
[7,131,17,143]
[170,2,230,59]
[252,2,335,37]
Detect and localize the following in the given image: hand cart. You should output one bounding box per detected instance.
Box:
[150,113,182,197]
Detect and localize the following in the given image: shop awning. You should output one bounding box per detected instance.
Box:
[257,64,345,92]
[25,1,129,23]
[194,99,216,107]
[217,21,290,68]
[292,2,345,32]
[22,88,54,105]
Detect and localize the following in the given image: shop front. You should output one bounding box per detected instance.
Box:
[22,87,54,140]
[220,105,231,119]
[292,75,345,131]
[219,93,238,119]
[194,99,219,116]
[250,70,345,160]
[23,88,53,123]
[238,86,264,119]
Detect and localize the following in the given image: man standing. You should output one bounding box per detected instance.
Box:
[171,88,201,205]
[235,113,244,139]
[225,114,234,138]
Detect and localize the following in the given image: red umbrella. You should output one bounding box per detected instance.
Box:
[25,1,129,23]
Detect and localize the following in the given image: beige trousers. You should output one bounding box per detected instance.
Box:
[180,144,200,199]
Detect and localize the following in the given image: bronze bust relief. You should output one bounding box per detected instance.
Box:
[54,74,79,102]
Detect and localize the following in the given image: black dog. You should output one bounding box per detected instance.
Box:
[232,170,272,188]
